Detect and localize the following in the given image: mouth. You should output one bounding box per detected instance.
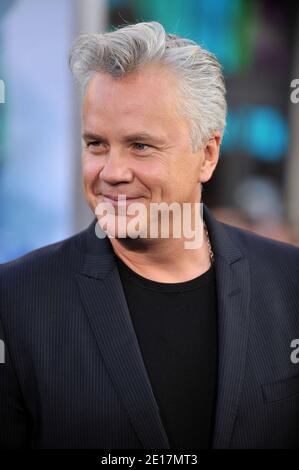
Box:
[101,195,143,206]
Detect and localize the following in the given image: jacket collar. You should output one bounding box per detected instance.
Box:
[75,203,251,449]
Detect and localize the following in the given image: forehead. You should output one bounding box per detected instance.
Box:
[82,64,182,127]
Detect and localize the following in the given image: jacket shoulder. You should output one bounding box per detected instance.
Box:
[222,222,299,266]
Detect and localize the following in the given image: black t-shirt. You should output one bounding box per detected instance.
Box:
[115,255,218,449]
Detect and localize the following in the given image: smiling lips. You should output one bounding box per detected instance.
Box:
[101,194,143,206]
[102,194,140,200]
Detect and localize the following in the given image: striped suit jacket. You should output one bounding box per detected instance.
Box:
[0,203,299,449]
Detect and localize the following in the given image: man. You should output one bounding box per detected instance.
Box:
[0,21,299,449]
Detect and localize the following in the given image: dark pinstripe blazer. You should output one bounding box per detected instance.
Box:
[0,203,299,449]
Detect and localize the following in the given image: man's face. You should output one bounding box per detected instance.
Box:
[81,64,213,238]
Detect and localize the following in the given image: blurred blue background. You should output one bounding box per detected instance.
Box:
[1,0,299,262]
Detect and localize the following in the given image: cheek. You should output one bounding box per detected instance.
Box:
[82,154,103,186]
[137,155,171,181]
[137,155,182,197]
[135,162,166,196]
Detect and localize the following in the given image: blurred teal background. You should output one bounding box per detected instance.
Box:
[1,0,299,262]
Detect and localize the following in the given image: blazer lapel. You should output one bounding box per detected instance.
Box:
[203,205,251,449]
[75,225,170,449]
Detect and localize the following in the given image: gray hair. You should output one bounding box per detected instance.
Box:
[69,21,227,151]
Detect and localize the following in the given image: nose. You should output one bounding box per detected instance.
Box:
[99,149,134,185]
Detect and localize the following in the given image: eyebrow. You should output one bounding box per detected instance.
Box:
[82,131,165,145]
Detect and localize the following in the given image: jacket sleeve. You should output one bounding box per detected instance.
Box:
[0,314,31,448]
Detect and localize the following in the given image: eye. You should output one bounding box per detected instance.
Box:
[87,141,103,148]
[132,142,150,151]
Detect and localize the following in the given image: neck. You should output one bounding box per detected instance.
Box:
[109,229,212,283]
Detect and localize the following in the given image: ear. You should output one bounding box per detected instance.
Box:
[198,131,221,183]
